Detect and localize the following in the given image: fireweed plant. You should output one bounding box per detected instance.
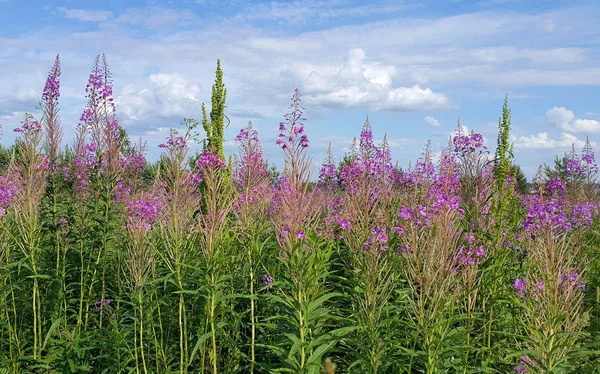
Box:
[231,121,273,373]
[0,55,600,373]
[333,118,401,373]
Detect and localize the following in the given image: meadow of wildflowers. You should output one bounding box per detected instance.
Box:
[0,55,599,374]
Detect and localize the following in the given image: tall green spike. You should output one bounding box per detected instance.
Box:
[202,59,227,160]
[494,94,513,190]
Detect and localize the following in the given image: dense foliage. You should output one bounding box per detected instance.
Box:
[1,55,600,374]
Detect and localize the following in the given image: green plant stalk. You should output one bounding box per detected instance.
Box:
[32,268,39,360]
[148,267,164,372]
[545,326,556,371]
[77,237,86,331]
[113,220,126,371]
[210,270,218,374]
[19,204,43,360]
[367,288,380,374]
[138,287,148,374]
[1,226,21,372]
[484,246,509,354]
[52,181,64,321]
[10,282,20,374]
[83,243,104,330]
[177,268,188,374]
[61,244,68,328]
[364,255,389,374]
[25,219,43,361]
[50,176,68,331]
[99,184,112,329]
[464,293,472,373]
[157,303,166,369]
[151,310,160,374]
[134,303,140,374]
[249,249,256,374]
[298,293,306,372]
[2,272,14,366]
[78,200,100,332]
[423,315,435,374]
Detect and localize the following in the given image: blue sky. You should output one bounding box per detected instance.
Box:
[1,0,600,177]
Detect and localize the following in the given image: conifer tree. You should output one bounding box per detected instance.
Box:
[202,59,228,159]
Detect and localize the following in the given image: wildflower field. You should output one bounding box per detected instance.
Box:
[1,54,600,374]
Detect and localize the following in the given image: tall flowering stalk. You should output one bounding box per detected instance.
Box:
[272,89,321,254]
[512,202,589,372]
[42,54,63,164]
[317,143,337,189]
[232,122,271,372]
[195,149,232,373]
[232,122,270,228]
[395,148,464,372]
[69,124,103,333]
[276,89,310,193]
[336,119,398,373]
[80,54,122,174]
[77,55,124,332]
[478,98,525,364]
[155,127,201,374]
[450,233,487,370]
[269,90,348,373]
[38,55,70,330]
[561,140,598,203]
[0,171,20,371]
[452,123,493,230]
[581,137,598,197]
[122,189,163,374]
[12,114,50,360]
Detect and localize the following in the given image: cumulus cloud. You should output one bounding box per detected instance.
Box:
[512,132,592,150]
[289,48,450,111]
[57,7,112,22]
[116,73,203,134]
[546,107,600,133]
[424,116,440,127]
[380,85,450,111]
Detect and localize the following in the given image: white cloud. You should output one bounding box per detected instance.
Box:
[546,107,600,133]
[0,110,22,121]
[424,116,440,127]
[512,131,591,150]
[14,87,38,102]
[380,85,450,111]
[57,7,112,22]
[234,0,407,24]
[117,8,194,27]
[116,73,203,134]
[288,48,450,111]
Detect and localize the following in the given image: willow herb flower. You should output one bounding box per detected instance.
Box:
[514,278,528,299]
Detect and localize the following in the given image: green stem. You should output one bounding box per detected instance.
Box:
[138,288,148,374]
[249,263,255,373]
[178,272,187,374]
[84,246,103,330]
[78,240,86,331]
[210,270,218,374]
[32,276,39,360]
